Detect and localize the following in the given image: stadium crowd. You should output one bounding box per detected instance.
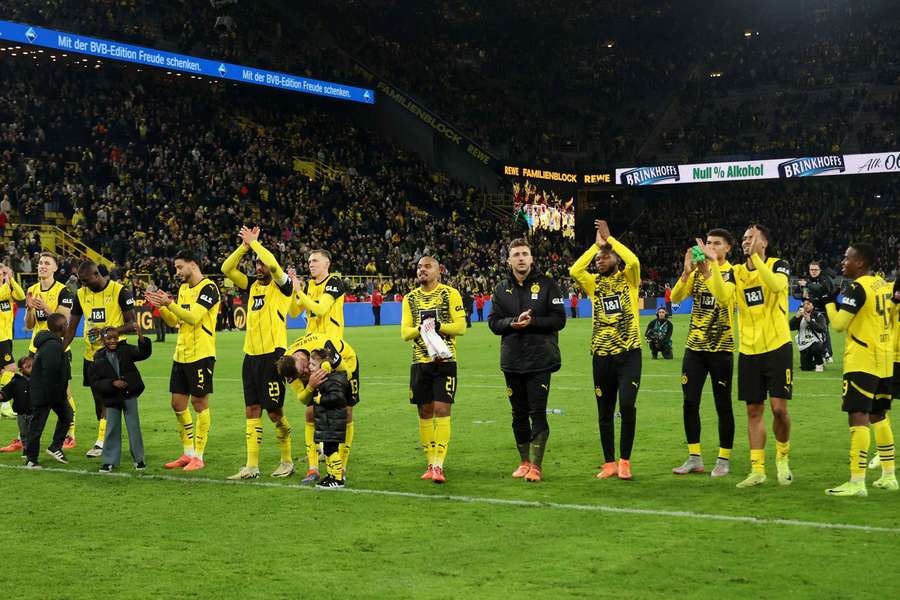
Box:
[10,0,898,168]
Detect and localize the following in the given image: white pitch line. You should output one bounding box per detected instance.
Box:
[1,463,896,535]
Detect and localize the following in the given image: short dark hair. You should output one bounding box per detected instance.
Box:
[17,355,32,369]
[750,224,772,244]
[310,348,331,366]
[276,355,302,380]
[173,249,199,265]
[850,242,876,269]
[311,249,332,262]
[706,228,734,247]
[809,261,820,268]
[508,238,531,252]
[39,251,58,266]
[47,312,67,335]
[77,260,98,274]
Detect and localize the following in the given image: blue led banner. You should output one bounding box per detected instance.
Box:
[0,19,375,104]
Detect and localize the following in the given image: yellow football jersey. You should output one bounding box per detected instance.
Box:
[732,256,791,355]
[569,238,641,356]
[243,278,294,355]
[671,262,736,353]
[0,279,25,342]
[892,279,899,359]
[285,333,358,402]
[401,283,467,363]
[303,275,345,339]
[27,280,75,353]
[167,278,220,363]
[286,332,358,375]
[830,275,893,378]
[74,280,135,361]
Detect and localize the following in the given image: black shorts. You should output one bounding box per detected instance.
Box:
[682,349,733,404]
[592,348,642,408]
[348,363,361,407]
[170,358,215,397]
[0,340,13,368]
[738,342,793,404]
[409,361,457,405]
[842,371,892,415]
[82,358,98,387]
[242,350,285,411]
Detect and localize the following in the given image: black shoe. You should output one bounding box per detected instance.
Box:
[24,460,42,469]
[99,464,113,473]
[317,475,345,488]
[134,461,146,471]
[46,448,68,464]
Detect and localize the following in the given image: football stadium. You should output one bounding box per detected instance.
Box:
[1,1,898,598]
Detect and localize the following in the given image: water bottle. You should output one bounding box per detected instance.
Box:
[546,408,566,416]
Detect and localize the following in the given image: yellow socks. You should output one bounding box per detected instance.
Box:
[96,417,107,447]
[775,440,790,462]
[175,409,194,456]
[418,418,435,465]
[750,449,765,474]
[194,408,210,459]
[275,416,292,464]
[340,421,354,471]
[67,393,76,439]
[325,451,344,480]
[433,416,451,468]
[246,417,263,469]
[305,421,318,470]
[718,447,732,461]
[688,442,701,457]
[849,425,870,482]
[873,418,895,475]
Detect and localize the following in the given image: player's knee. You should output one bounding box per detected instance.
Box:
[770,402,789,420]
[433,403,451,418]
[266,409,282,422]
[870,411,886,423]
[746,403,765,419]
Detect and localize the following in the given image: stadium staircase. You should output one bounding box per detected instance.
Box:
[291,157,347,183]
[4,222,115,272]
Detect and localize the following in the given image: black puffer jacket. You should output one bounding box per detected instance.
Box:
[30,330,70,407]
[312,371,349,443]
[488,271,566,373]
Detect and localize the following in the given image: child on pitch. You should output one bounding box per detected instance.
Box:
[0,356,34,456]
[89,324,152,472]
[306,348,350,488]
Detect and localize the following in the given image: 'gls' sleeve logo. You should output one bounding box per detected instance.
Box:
[601,295,622,315]
[743,286,764,307]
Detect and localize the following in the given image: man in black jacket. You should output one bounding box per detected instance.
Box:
[24,313,73,467]
[789,299,827,371]
[90,327,152,472]
[792,261,835,360]
[488,238,566,482]
[645,308,674,359]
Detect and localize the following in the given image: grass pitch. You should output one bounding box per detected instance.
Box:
[2,316,897,599]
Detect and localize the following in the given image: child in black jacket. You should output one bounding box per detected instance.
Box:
[0,356,34,456]
[90,327,152,472]
[307,348,349,488]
